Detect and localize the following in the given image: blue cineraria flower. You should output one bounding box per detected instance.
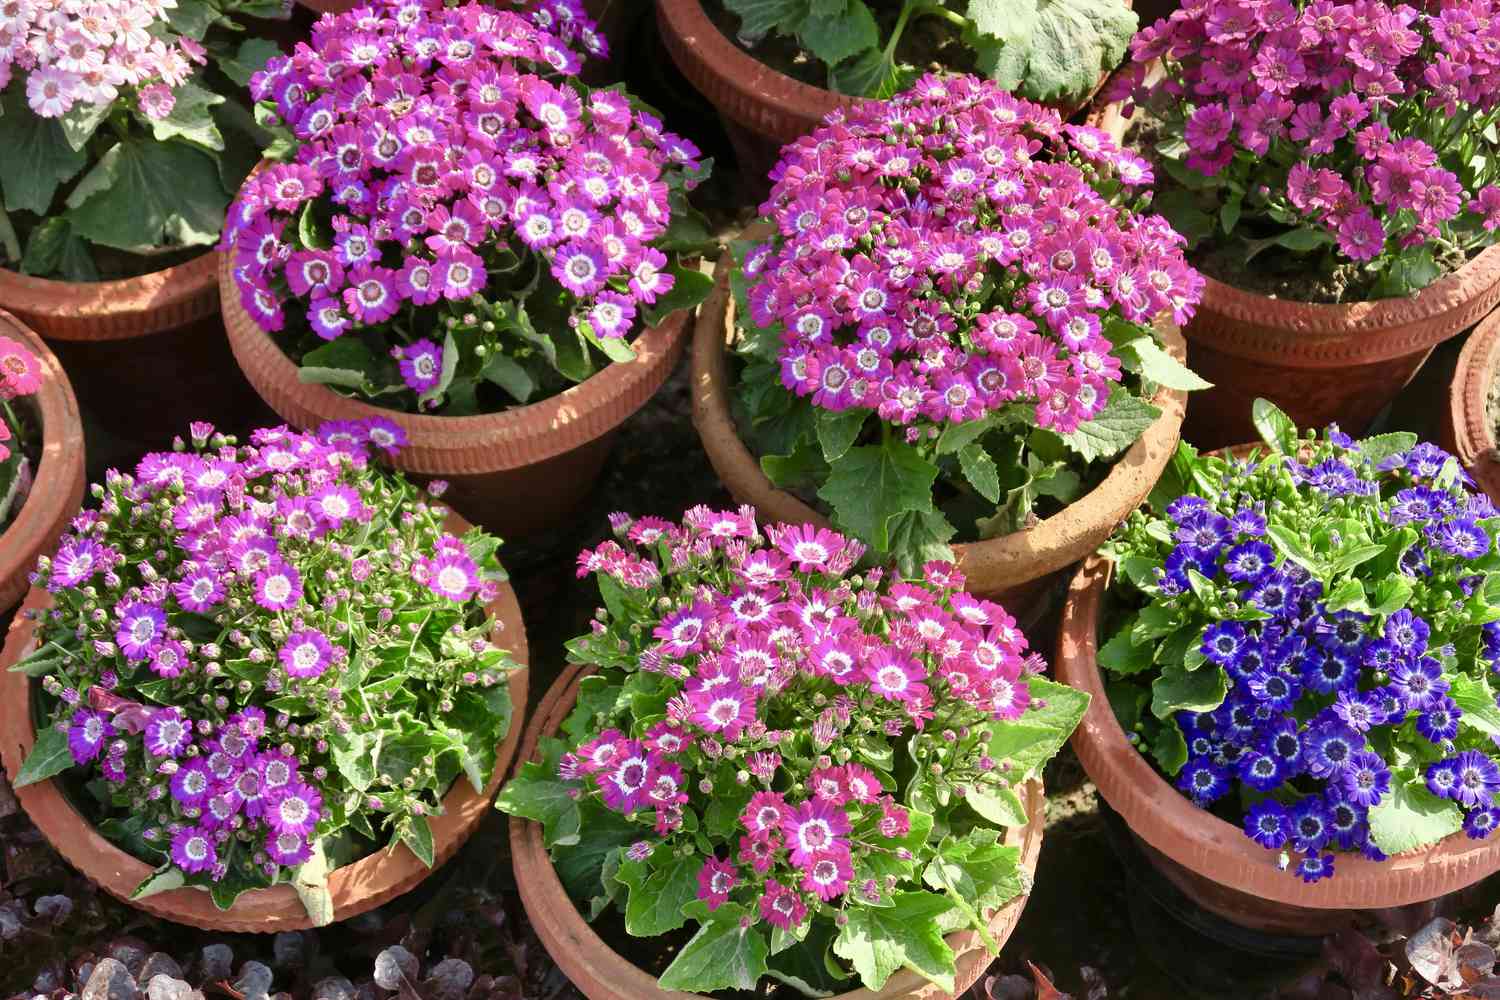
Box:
[1389,487,1449,526]
[1302,722,1363,779]
[1415,697,1461,743]
[1385,610,1430,656]
[1289,797,1331,853]
[1229,507,1266,537]
[1404,442,1455,481]
[1237,749,1284,791]
[1296,853,1336,883]
[1426,758,1461,799]
[1174,509,1232,557]
[1304,648,1359,695]
[1225,640,1267,681]
[1331,689,1381,733]
[1291,458,1371,497]
[1177,757,1230,806]
[1202,621,1249,667]
[1325,795,1367,851]
[1361,638,1400,673]
[1244,799,1289,849]
[1390,656,1448,711]
[1211,697,1260,744]
[1451,750,1500,809]
[1248,572,1296,616]
[1313,611,1369,655]
[1431,518,1491,560]
[1223,540,1274,584]
[1399,545,1431,577]
[1166,495,1212,524]
[1327,425,1356,449]
[1367,685,1405,726]
[1338,751,1391,808]
[1260,717,1304,777]
[1465,807,1499,840]
[1246,669,1300,712]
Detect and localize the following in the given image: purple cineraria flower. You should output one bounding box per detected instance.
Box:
[266,829,313,867]
[266,781,322,837]
[169,759,213,808]
[170,827,218,875]
[253,560,303,612]
[67,708,112,765]
[279,628,333,679]
[395,339,444,395]
[144,708,192,758]
[1465,808,1499,840]
[1451,750,1500,809]
[1339,751,1391,808]
[1390,657,1449,712]
[115,601,166,662]
[1385,609,1430,656]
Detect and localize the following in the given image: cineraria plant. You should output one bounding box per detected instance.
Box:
[221,0,715,417]
[721,0,1137,105]
[0,334,42,531]
[731,74,1207,575]
[11,420,521,915]
[0,0,288,281]
[1100,400,1500,883]
[498,507,1088,996]
[1107,0,1500,301]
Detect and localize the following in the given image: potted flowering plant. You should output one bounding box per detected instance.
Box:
[1445,308,1500,504]
[500,507,1082,1000]
[1056,399,1500,935]
[0,313,85,612]
[694,74,1202,605]
[0,419,528,931]
[0,0,287,453]
[656,0,1138,197]
[218,0,715,537]
[1102,0,1500,445]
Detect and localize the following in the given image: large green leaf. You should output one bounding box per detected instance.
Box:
[659,903,770,993]
[0,89,87,215]
[620,853,700,937]
[833,893,957,993]
[1451,675,1500,738]
[67,138,227,250]
[219,38,283,87]
[13,726,74,788]
[970,0,1138,102]
[1059,393,1161,463]
[1150,661,1228,719]
[1117,336,1212,391]
[797,0,878,66]
[722,0,808,36]
[818,438,938,552]
[495,751,582,849]
[829,46,905,98]
[1368,780,1462,856]
[147,82,226,151]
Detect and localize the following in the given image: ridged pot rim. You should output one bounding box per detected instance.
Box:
[507,660,1047,1000]
[0,253,219,342]
[1089,93,1500,366]
[0,311,87,612]
[218,248,691,477]
[690,230,1185,597]
[1056,554,1500,909]
[1446,308,1500,503]
[0,507,531,932]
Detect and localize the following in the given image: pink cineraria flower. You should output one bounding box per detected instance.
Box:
[696,858,738,910]
[760,880,808,930]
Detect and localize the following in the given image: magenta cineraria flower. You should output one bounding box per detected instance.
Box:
[396,338,444,395]
[266,781,322,837]
[266,829,313,867]
[67,708,112,764]
[115,601,166,661]
[760,880,808,931]
[144,708,192,758]
[253,560,303,611]
[696,858,738,910]
[170,827,218,875]
[170,759,213,808]
[279,628,333,679]
[781,798,851,870]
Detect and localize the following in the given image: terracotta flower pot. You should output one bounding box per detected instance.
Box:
[1090,99,1500,450]
[0,508,530,932]
[1443,309,1500,504]
[691,235,1186,608]
[0,256,274,464]
[655,0,1128,200]
[219,252,691,538]
[509,662,1046,1000]
[1055,556,1500,936]
[0,311,86,613]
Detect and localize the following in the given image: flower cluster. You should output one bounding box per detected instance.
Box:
[0,0,201,120]
[1103,402,1500,882]
[750,74,1199,436]
[0,334,43,529]
[16,421,520,912]
[1112,0,1500,296]
[734,74,1204,571]
[224,0,711,415]
[501,508,1089,996]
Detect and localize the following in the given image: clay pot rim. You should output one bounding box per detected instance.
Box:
[0,312,87,612]
[0,253,218,342]
[1446,308,1500,502]
[218,249,691,473]
[0,508,531,932]
[508,661,1047,1000]
[1056,553,1500,909]
[1090,89,1500,361]
[690,229,1186,596]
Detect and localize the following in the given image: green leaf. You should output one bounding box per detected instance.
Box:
[166,0,218,38]
[816,408,868,463]
[1451,675,1500,738]
[885,509,958,577]
[329,731,378,792]
[1324,578,1369,614]
[1357,432,1419,464]
[1267,522,1321,576]
[14,726,73,788]
[59,102,111,152]
[624,853,700,936]
[797,0,878,66]
[1098,624,1152,675]
[479,351,536,403]
[642,265,713,328]
[131,867,186,900]
[817,439,938,553]
[291,841,335,927]
[828,46,905,97]
[579,319,637,365]
[1118,337,1212,391]
[1368,780,1463,855]
[299,338,378,390]
[0,88,86,215]
[658,904,770,993]
[1371,576,1414,615]
[722,0,807,36]
[1147,189,1215,249]
[147,82,226,152]
[1150,662,1228,720]
[400,815,435,867]
[219,38,283,87]
[964,786,1028,827]
[67,139,227,250]
[1059,393,1162,462]
[418,332,460,406]
[833,894,957,993]
[936,414,1002,455]
[1251,398,1297,453]
[1151,721,1188,776]
[972,0,1136,103]
[958,444,1001,503]
[1371,247,1441,298]
[495,755,582,849]
[553,801,639,902]
[1329,544,1387,576]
